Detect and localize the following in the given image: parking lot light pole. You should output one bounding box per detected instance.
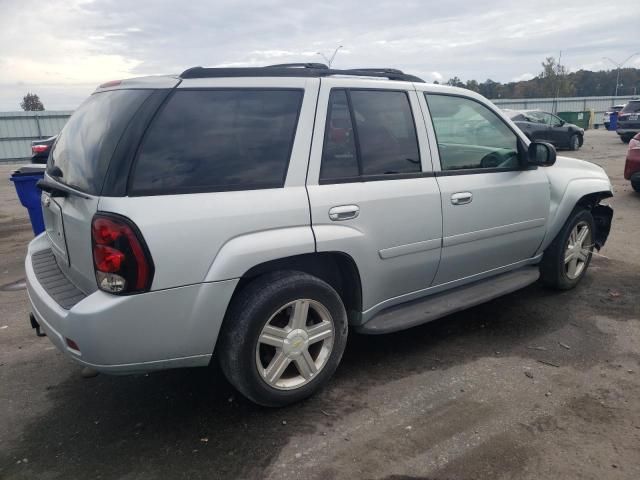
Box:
[603,53,640,97]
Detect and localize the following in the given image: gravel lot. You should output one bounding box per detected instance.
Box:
[1,129,639,480]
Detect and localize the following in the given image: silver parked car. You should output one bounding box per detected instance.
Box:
[27,64,613,406]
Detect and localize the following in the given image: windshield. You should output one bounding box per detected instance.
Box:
[48,89,152,194]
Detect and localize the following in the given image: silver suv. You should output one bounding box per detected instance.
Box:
[26,64,613,406]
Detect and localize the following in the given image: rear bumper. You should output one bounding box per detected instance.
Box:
[26,234,238,374]
[617,128,639,135]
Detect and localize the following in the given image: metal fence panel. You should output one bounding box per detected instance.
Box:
[0,111,72,162]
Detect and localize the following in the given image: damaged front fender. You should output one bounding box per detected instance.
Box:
[592,204,613,250]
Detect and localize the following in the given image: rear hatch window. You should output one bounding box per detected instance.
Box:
[47,89,153,195]
[621,102,640,114]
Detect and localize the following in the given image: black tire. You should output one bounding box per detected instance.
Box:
[569,133,581,151]
[621,135,632,144]
[218,271,348,407]
[540,209,595,290]
[632,181,640,193]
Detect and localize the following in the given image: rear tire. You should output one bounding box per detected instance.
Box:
[218,271,348,407]
[540,209,595,290]
[621,135,632,144]
[632,181,640,193]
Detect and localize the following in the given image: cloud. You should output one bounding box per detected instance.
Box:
[0,0,638,109]
[511,73,535,82]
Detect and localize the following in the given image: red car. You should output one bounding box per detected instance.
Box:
[624,132,640,192]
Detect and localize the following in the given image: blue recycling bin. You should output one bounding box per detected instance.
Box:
[9,166,46,235]
[608,112,618,131]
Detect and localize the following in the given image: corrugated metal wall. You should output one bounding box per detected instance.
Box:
[0,111,71,162]
[492,95,637,125]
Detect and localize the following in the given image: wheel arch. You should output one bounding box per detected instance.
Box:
[229,252,363,325]
[539,185,613,255]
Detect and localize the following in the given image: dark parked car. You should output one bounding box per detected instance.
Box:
[617,100,640,143]
[30,136,56,164]
[624,132,640,192]
[505,110,584,150]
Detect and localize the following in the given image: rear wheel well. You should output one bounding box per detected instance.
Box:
[232,252,362,324]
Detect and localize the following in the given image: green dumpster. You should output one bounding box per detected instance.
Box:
[557,111,590,130]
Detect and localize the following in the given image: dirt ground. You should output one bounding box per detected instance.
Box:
[0,129,639,480]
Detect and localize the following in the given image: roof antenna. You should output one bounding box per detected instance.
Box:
[316,45,343,68]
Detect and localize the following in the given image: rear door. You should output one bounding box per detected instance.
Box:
[306,78,443,316]
[419,91,549,285]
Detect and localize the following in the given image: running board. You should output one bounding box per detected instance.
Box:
[357,266,540,335]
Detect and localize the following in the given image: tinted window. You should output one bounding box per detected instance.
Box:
[426,94,520,171]
[48,89,152,194]
[131,89,303,194]
[320,90,359,179]
[350,90,420,176]
[622,101,640,113]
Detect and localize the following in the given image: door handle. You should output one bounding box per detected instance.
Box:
[451,192,473,205]
[329,205,360,221]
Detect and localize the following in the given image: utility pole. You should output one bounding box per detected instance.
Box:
[553,50,563,114]
[603,53,640,98]
[316,45,343,68]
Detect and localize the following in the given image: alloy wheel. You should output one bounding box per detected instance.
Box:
[255,299,335,390]
[564,221,592,280]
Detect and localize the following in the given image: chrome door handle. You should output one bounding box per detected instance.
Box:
[329,205,360,221]
[451,192,473,205]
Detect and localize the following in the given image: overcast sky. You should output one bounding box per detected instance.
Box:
[1,0,638,111]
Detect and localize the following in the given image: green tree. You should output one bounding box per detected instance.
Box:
[446,76,465,88]
[538,57,574,97]
[465,79,480,92]
[20,93,45,111]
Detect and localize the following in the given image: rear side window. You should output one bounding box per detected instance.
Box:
[48,89,153,194]
[130,89,303,194]
[320,89,421,182]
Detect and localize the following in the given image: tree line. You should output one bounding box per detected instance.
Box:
[440,57,640,99]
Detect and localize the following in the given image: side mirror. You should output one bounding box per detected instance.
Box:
[528,141,556,166]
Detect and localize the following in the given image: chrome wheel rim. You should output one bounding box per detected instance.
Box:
[255,299,334,390]
[564,221,592,280]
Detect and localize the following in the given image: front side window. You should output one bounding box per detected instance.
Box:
[425,94,521,171]
[320,89,421,182]
[131,89,303,194]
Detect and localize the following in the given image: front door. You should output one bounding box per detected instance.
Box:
[306,78,443,315]
[421,92,550,285]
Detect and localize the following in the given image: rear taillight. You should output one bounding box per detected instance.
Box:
[91,213,154,294]
[32,144,49,154]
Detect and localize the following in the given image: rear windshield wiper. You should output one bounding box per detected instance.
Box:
[37,177,90,199]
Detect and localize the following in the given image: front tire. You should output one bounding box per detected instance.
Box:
[218,271,348,407]
[540,209,595,290]
[569,134,581,151]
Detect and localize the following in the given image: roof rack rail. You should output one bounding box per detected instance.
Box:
[179,65,424,83]
[265,62,329,69]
